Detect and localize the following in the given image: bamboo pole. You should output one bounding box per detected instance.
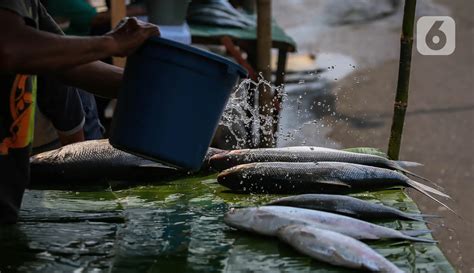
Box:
[111,0,127,68]
[256,0,274,147]
[387,0,417,160]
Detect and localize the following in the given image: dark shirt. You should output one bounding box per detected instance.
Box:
[33,76,86,154]
[0,0,62,223]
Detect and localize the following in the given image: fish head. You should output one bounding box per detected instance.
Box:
[217,163,257,191]
[224,207,257,231]
[225,206,302,236]
[205,148,227,159]
[209,149,248,171]
[209,151,232,171]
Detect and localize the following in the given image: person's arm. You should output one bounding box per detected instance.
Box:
[0,10,158,73]
[0,10,159,97]
[36,75,86,146]
[0,9,112,73]
[57,129,85,146]
[59,61,123,98]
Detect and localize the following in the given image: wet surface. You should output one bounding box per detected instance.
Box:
[0,176,454,272]
[273,0,473,271]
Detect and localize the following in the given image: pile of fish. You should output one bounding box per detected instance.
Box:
[210,147,451,211]
[187,0,256,29]
[208,146,453,272]
[31,141,452,271]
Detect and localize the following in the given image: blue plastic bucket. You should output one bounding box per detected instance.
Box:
[110,37,247,171]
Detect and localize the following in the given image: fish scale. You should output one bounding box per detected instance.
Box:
[211,147,391,171]
[278,225,404,273]
[30,139,224,184]
[218,162,407,193]
[267,194,435,221]
[218,161,453,212]
[209,146,431,184]
[224,206,435,243]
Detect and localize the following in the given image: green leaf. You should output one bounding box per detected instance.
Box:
[3,175,455,273]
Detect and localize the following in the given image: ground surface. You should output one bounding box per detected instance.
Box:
[273,0,473,271]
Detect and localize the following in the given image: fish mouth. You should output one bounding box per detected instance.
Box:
[209,150,248,171]
[217,163,255,189]
[209,151,233,171]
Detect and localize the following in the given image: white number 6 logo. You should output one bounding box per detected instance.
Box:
[417,16,455,56]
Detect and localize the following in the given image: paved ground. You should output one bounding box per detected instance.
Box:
[273,0,473,271]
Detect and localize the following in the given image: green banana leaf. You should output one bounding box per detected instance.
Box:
[0,149,455,273]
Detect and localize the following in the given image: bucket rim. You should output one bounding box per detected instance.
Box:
[147,36,248,77]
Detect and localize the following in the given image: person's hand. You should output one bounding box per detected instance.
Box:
[106,17,160,57]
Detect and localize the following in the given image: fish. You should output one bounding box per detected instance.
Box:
[217,162,453,212]
[267,194,438,222]
[278,225,403,273]
[209,146,429,182]
[30,139,224,185]
[192,1,255,23]
[187,15,250,29]
[187,1,256,28]
[224,206,435,243]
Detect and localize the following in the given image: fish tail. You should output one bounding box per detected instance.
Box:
[401,229,432,237]
[400,214,429,222]
[389,161,441,187]
[395,160,423,168]
[402,235,437,244]
[407,179,451,199]
[403,169,440,185]
[405,212,442,219]
[406,180,460,217]
[400,213,441,223]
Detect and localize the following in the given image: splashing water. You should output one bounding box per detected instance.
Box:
[218,77,285,149]
[218,56,359,149]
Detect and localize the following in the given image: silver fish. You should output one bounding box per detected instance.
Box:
[30,139,224,185]
[278,225,403,273]
[209,146,428,182]
[224,206,435,243]
[267,194,437,222]
[218,162,452,212]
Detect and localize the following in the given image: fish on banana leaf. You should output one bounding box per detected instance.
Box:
[217,162,453,212]
[209,146,428,182]
[30,139,224,185]
[278,225,403,273]
[224,206,435,243]
[267,194,438,222]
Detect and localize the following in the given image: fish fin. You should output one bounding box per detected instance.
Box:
[402,169,439,185]
[407,180,450,199]
[395,160,423,168]
[138,163,176,170]
[406,180,460,217]
[389,161,440,186]
[362,263,382,273]
[319,180,352,188]
[398,214,430,222]
[405,213,442,219]
[336,209,360,217]
[402,230,432,237]
[403,236,437,244]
